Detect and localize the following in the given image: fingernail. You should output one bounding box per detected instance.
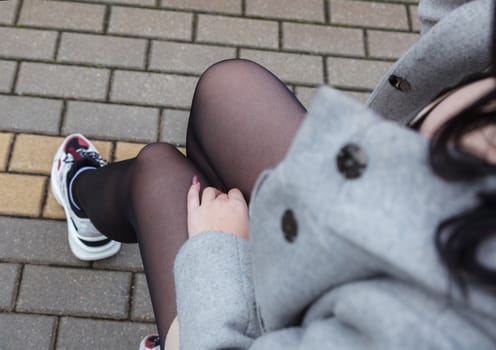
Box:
[192,175,199,185]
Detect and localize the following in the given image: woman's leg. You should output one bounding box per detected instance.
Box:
[71,59,306,347]
[187,59,306,197]
[73,143,209,345]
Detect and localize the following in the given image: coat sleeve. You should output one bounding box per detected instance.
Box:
[174,231,261,349]
[173,231,356,350]
[367,0,491,125]
[418,0,476,34]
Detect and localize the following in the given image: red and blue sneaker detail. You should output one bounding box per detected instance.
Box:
[51,133,121,261]
[139,334,161,350]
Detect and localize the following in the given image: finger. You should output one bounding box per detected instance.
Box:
[187,179,201,212]
[202,187,220,203]
[216,193,228,201]
[228,188,246,203]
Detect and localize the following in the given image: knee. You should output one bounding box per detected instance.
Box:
[196,59,266,95]
[202,58,261,76]
[135,142,179,167]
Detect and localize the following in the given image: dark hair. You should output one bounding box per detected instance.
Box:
[428,3,496,291]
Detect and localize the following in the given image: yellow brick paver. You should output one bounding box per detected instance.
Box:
[114,142,186,162]
[0,173,46,217]
[92,140,113,162]
[10,134,63,174]
[42,185,65,219]
[114,142,185,160]
[114,141,146,162]
[0,132,13,171]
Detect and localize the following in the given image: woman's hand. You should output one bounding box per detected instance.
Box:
[187,176,249,240]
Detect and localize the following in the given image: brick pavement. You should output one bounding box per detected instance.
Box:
[0,0,419,349]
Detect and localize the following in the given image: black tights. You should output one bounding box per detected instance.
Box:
[73,59,306,347]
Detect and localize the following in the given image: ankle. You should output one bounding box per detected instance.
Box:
[68,165,97,217]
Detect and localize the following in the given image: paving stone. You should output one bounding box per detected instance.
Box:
[241,49,323,84]
[111,70,198,108]
[58,33,147,69]
[43,189,65,219]
[0,217,89,266]
[93,140,114,160]
[0,263,20,311]
[78,0,155,5]
[0,0,19,25]
[246,0,325,22]
[294,86,319,109]
[0,132,13,171]
[330,0,409,30]
[178,147,187,156]
[150,41,236,75]
[17,265,131,318]
[10,134,63,174]
[160,109,189,146]
[109,6,192,40]
[0,27,57,60]
[197,14,278,49]
[9,134,112,174]
[57,317,156,349]
[0,95,62,134]
[0,313,56,350]
[0,173,45,217]
[64,102,159,142]
[342,90,371,104]
[131,273,155,322]
[19,0,105,32]
[283,23,364,56]
[410,5,421,32]
[161,0,241,14]
[296,86,371,109]
[0,60,16,92]
[114,141,146,162]
[93,243,144,272]
[17,63,109,100]
[327,57,391,89]
[367,30,419,59]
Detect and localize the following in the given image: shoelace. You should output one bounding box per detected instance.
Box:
[77,149,108,167]
[64,148,108,167]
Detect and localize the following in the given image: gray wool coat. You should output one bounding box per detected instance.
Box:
[174,0,496,349]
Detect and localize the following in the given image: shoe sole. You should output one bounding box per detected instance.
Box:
[51,136,121,261]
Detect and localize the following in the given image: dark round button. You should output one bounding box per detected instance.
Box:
[336,143,368,179]
[281,209,298,243]
[388,74,411,92]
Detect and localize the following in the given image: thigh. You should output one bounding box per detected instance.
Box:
[186,59,306,198]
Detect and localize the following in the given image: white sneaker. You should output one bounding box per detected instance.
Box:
[51,133,121,261]
[139,334,161,350]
